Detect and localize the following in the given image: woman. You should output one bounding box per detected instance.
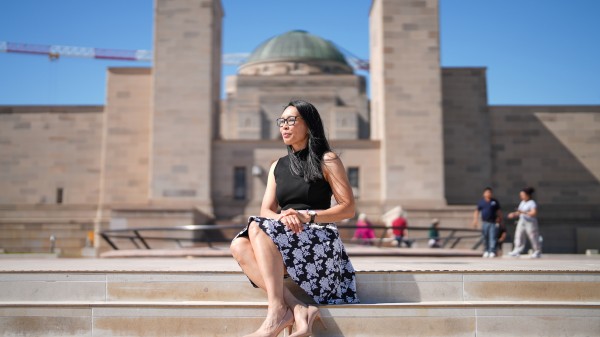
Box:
[230,100,359,337]
[507,187,542,258]
[352,213,376,245]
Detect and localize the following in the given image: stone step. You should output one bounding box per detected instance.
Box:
[1,301,598,336]
[1,270,599,304]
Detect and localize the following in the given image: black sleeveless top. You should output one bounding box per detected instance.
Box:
[275,149,333,211]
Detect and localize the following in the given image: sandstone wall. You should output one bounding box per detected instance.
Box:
[0,106,103,205]
[490,106,600,207]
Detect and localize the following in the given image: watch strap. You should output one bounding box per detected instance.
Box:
[310,211,316,224]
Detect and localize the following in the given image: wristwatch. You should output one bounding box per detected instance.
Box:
[307,210,317,224]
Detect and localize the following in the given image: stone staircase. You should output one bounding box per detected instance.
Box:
[0,257,599,336]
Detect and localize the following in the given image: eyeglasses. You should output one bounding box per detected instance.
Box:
[276,116,302,127]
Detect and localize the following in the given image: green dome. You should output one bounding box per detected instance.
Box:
[244,30,349,66]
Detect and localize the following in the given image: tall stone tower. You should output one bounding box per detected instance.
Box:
[151,0,223,216]
[369,0,446,207]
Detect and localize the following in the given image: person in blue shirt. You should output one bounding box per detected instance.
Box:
[472,187,503,258]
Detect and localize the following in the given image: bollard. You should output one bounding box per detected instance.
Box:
[586,249,599,256]
[49,235,56,253]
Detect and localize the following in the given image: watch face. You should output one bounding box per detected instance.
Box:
[308,210,316,216]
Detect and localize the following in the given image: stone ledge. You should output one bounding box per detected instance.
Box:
[1,300,599,308]
[0,256,598,273]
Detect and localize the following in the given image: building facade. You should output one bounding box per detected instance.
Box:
[1,0,599,255]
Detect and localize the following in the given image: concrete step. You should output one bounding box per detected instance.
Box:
[1,301,598,336]
[1,257,599,336]
[1,270,599,304]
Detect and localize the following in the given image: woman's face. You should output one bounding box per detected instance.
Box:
[520,191,529,201]
[279,106,308,151]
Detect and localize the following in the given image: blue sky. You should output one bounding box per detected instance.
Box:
[0,0,598,105]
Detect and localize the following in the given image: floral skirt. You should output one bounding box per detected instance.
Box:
[234,216,359,305]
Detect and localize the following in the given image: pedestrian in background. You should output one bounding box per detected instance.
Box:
[472,187,502,258]
[428,219,441,248]
[391,208,413,248]
[495,221,507,255]
[508,187,542,258]
[353,213,376,245]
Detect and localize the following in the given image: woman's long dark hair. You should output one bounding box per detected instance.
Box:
[285,100,333,182]
[522,187,535,199]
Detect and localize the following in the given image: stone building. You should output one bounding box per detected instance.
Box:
[1,0,599,256]
[222,30,369,141]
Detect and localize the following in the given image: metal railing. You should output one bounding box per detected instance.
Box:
[337,225,483,249]
[101,223,483,251]
[100,224,245,250]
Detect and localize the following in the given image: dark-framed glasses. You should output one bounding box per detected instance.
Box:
[276,116,302,127]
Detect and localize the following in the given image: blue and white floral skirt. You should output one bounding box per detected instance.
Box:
[234,216,360,305]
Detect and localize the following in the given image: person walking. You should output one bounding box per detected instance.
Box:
[508,187,542,258]
[472,187,502,258]
[230,100,359,337]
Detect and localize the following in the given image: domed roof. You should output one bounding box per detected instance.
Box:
[244,30,349,66]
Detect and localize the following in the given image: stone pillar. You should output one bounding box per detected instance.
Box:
[369,0,446,207]
[151,0,223,216]
[103,68,152,206]
[442,68,491,204]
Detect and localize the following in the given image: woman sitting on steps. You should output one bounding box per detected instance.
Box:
[230,100,359,337]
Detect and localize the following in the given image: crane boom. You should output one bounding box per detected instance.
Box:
[0,41,152,62]
[0,41,368,70]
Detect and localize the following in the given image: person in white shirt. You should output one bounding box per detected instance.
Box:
[507,187,542,258]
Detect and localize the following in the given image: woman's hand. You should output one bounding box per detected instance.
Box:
[278,209,309,234]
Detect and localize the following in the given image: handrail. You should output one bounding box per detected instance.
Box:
[100,224,483,251]
[100,224,245,250]
[336,225,482,249]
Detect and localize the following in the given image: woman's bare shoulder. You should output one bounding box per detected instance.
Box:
[323,151,340,162]
[322,151,344,179]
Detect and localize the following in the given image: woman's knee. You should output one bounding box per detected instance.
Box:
[248,221,262,238]
[230,238,250,261]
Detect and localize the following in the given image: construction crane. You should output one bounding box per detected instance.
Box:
[0,41,369,71]
[0,41,249,65]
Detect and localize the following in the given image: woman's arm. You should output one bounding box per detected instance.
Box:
[520,208,537,217]
[472,209,480,228]
[313,151,356,222]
